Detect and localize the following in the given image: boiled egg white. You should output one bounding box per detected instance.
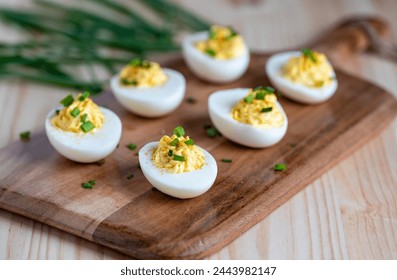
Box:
[266,51,338,104]
[139,142,217,199]
[208,88,288,148]
[45,107,122,163]
[110,69,186,118]
[182,31,250,83]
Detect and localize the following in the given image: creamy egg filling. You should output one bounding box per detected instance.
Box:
[196,25,244,60]
[282,49,333,88]
[52,92,104,133]
[119,58,167,87]
[232,87,284,128]
[152,127,205,174]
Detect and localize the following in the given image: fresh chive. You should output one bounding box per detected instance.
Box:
[255,91,266,100]
[78,91,90,101]
[184,139,195,145]
[19,131,30,141]
[60,94,74,107]
[127,143,137,150]
[81,183,93,189]
[221,158,232,163]
[274,163,286,171]
[186,96,197,104]
[81,121,95,132]
[55,109,60,115]
[168,149,173,157]
[261,107,273,113]
[225,27,237,40]
[254,85,275,93]
[301,48,317,63]
[173,126,185,137]
[126,174,134,180]
[206,127,220,138]
[81,113,88,123]
[129,57,143,66]
[81,180,95,189]
[173,155,185,162]
[244,94,254,103]
[70,107,80,118]
[170,138,179,146]
[205,48,216,57]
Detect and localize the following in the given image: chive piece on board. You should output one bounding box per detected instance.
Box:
[221,158,232,163]
[274,163,286,171]
[206,127,219,138]
[19,131,31,141]
[127,143,137,150]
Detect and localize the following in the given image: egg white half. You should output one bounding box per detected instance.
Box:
[266,51,338,104]
[208,88,288,148]
[182,31,250,83]
[45,107,122,163]
[110,68,186,118]
[139,142,218,199]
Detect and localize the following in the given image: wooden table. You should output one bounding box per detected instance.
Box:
[0,0,396,259]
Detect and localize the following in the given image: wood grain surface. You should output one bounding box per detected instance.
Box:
[1,0,397,260]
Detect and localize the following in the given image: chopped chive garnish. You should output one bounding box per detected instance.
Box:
[261,107,273,113]
[120,78,138,86]
[184,139,195,145]
[301,48,317,63]
[221,158,232,163]
[174,126,185,137]
[205,48,216,57]
[127,174,134,180]
[265,86,275,93]
[226,27,238,40]
[55,109,60,115]
[173,155,185,162]
[129,57,143,66]
[81,180,96,189]
[19,131,30,141]
[274,163,286,171]
[244,94,254,103]
[206,127,219,138]
[255,91,266,100]
[170,138,179,146]
[209,29,216,39]
[81,113,88,123]
[60,94,74,107]
[168,149,173,157]
[70,107,81,118]
[127,143,137,150]
[186,96,197,104]
[81,121,95,133]
[78,91,90,101]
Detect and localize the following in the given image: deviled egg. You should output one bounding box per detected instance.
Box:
[182,25,249,83]
[139,126,217,199]
[208,86,288,148]
[45,92,122,163]
[110,58,185,117]
[266,48,338,104]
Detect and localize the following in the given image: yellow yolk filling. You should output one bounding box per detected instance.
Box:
[282,50,333,88]
[119,59,167,87]
[52,94,104,133]
[232,89,284,128]
[196,25,244,60]
[152,134,205,174]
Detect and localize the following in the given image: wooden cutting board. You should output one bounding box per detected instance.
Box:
[0,18,396,259]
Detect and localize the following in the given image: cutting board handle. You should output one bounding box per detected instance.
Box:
[313,16,390,62]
